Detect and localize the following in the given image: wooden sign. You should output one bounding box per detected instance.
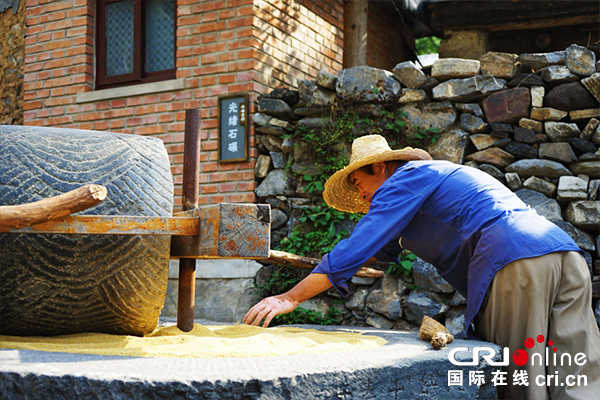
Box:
[218,94,249,162]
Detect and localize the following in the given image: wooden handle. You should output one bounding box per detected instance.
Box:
[266,250,385,279]
[0,184,108,229]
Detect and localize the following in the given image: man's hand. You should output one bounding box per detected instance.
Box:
[243,294,298,328]
[243,272,333,328]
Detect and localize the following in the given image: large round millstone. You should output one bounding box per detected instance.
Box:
[0,323,500,400]
[0,125,174,336]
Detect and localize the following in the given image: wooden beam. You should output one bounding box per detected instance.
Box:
[0,215,199,235]
[343,0,368,68]
[171,203,271,259]
[178,108,202,332]
[0,184,107,229]
[264,250,384,279]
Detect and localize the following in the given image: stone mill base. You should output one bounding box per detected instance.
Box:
[0,321,499,400]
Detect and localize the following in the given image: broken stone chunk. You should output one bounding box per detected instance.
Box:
[398,88,427,104]
[482,87,530,124]
[460,113,489,134]
[465,147,515,168]
[539,142,578,164]
[505,172,523,191]
[431,58,481,80]
[565,44,597,77]
[545,82,598,111]
[480,51,521,79]
[523,176,557,198]
[519,118,544,133]
[545,122,581,142]
[557,176,589,203]
[530,86,545,108]
[582,119,600,141]
[517,51,565,70]
[530,107,568,122]
[566,201,600,230]
[581,73,600,103]
[316,70,337,90]
[540,66,579,83]
[570,109,600,122]
[506,159,573,179]
[432,75,507,102]
[393,61,427,89]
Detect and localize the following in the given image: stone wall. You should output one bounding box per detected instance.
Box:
[0,0,24,125]
[250,44,600,337]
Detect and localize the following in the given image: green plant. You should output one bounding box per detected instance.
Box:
[407,124,441,148]
[386,251,417,278]
[277,202,361,257]
[270,302,342,326]
[415,36,441,55]
[255,267,300,297]
[303,174,324,193]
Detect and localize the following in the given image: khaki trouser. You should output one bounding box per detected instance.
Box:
[475,252,600,400]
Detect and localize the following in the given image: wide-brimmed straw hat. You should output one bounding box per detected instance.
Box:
[323,134,432,213]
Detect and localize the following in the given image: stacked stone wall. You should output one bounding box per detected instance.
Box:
[251,44,600,335]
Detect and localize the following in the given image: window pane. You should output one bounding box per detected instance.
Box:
[105,0,134,77]
[145,0,175,73]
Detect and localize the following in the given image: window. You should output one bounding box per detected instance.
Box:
[96,0,176,89]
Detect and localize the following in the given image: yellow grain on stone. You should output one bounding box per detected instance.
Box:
[0,324,386,358]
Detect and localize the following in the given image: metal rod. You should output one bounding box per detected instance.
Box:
[177,109,201,332]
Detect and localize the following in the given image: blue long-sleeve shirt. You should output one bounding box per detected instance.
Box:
[313,160,581,337]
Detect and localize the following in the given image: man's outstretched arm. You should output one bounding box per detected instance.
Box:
[243,273,332,327]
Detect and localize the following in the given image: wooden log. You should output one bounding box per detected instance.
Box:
[0,184,107,229]
[178,109,202,332]
[0,215,199,236]
[170,203,271,259]
[343,0,368,68]
[265,250,385,279]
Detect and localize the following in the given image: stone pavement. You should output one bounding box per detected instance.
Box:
[0,321,500,400]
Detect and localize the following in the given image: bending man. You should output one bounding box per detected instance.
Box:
[244,134,600,400]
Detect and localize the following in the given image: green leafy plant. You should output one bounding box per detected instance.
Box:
[255,267,300,298]
[408,125,441,147]
[386,251,417,278]
[270,302,342,326]
[277,202,361,257]
[303,174,324,193]
[415,36,441,55]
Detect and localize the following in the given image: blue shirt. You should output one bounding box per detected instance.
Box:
[313,160,581,337]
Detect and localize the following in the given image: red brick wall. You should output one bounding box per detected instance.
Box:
[367,1,414,71]
[22,0,344,210]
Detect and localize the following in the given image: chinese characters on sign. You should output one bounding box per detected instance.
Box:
[218,94,248,162]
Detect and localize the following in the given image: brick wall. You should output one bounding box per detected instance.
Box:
[22,0,344,210]
[367,1,414,71]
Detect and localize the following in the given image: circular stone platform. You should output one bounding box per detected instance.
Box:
[0,321,500,400]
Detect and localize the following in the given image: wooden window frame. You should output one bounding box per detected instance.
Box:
[96,0,177,90]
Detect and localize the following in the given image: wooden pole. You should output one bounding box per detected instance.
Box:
[177,109,201,332]
[265,250,384,279]
[0,184,107,229]
[343,0,368,68]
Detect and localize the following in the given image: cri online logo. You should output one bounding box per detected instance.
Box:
[449,334,588,367]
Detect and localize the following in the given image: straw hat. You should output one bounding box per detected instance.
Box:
[323,135,432,213]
